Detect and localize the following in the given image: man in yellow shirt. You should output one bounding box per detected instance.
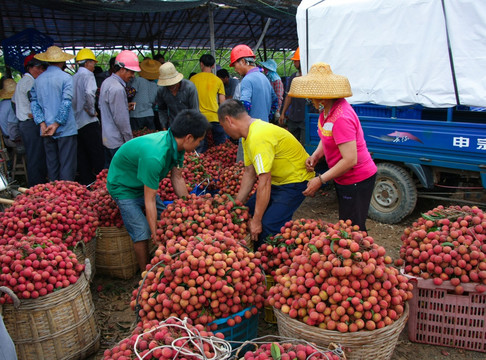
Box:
[190,54,226,152]
[218,99,315,247]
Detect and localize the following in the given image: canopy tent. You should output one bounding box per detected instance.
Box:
[0,0,299,51]
[296,0,486,108]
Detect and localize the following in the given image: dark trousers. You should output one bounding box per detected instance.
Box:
[43,135,77,181]
[196,122,227,153]
[104,146,119,169]
[130,116,155,131]
[246,181,308,248]
[334,173,377,232]
[77,122,104,185]
[18,119,47,186]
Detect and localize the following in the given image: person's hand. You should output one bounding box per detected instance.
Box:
[274,111,281,124]
[302,176,322,197]
[128,102,136,111]
[278,113,286,126]
[305,155,318,172]
[28,113,33,119]
[249,217,262,242]
[40,122,48,137]
[44,123,60,137]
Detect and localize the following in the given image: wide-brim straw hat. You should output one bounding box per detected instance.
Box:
[259,59,277,72]
[288,62,352,99]
[140,59,162,80]
[35,46,75,63]
[0,79,17,99]
[157,62,184,86]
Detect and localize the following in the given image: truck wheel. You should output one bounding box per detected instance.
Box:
[368,163,417,224]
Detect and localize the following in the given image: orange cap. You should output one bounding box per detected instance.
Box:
[291,47,300,61]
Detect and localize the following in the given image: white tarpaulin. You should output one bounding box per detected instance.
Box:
[296,0,486,107]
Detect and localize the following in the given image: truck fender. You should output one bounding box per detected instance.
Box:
[403,163,434,189]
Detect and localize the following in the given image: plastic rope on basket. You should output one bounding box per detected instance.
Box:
[234,335,345,360]
[133,317,233,360]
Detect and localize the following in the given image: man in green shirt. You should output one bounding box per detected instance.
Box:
[107,109,210,271]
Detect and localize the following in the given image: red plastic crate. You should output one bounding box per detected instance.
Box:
[407,276,486,352]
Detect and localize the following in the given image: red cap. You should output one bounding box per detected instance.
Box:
[23,54,37,68]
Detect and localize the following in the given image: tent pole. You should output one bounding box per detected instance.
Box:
[208,5,216,73]
[253,18,272,54]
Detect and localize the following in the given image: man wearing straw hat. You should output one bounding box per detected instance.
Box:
[31,46,78,181]
[289,62,377,232]
[11,54,48,186]
[129,58,161,131]
[218,99,315,247]
[72,48,104,185]
[156,62,199,130]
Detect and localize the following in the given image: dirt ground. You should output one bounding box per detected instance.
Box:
[88,189,485,360]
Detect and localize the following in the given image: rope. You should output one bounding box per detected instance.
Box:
[134,317,232,360]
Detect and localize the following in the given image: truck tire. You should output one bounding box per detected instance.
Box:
[368,163,417,224]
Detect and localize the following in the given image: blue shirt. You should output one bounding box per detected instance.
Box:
[31,65,77,139]
[99,73,133,149]
[0,100,17,138]
[240,67,277,121]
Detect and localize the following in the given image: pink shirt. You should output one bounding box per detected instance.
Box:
[317,98,377,185]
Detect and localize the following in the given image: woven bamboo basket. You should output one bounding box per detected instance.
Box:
[274,303,409,360]
[96,226,138,279]
[0,265,99,360]
[72,237,96,280]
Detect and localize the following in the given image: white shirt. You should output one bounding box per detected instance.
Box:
[72,66,98,129]
[12,73,34,122]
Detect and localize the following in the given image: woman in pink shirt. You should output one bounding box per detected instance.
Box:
[288,62,377,231]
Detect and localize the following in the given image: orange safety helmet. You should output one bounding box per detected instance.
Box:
[291,47,300,61]
[230,44,255,67]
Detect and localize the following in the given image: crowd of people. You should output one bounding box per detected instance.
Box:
[0,45,376,272]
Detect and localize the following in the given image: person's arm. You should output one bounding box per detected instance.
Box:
[236,164,258,204]
[157,88,170,130]
[110,87,133,142]
[218,93,226,105]
[303,140,357,197]
[249,172,272,241]
[144,185,159,239]
[188,85,199,111]
[84,75,98,117]
[279,92,292,125]
[29,85,48,135]
[275,80,284,112]
[170,166,190,198]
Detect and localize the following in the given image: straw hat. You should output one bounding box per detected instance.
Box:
[157,62,184,86]
[140,59,162,80]
[288,62,352,99]
[34,46,75,63]
[259,59,277,72]
[0,79,17,99]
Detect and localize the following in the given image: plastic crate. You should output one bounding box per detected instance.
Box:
[352,103,422,119]
[210,306,258,347]
[407,276,486,352]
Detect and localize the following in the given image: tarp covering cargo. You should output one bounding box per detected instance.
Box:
[296,0,486,108]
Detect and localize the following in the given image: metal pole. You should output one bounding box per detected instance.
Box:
[253,18,272,54]
[208,5,216,73]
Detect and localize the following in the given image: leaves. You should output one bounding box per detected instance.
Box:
[270,343,281,360]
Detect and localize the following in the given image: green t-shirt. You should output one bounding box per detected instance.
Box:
[106,130,184,199]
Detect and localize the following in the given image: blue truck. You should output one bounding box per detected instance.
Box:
[297,0,486,223]
[305,105,486,223]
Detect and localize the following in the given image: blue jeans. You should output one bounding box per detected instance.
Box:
[246,181,307,248]
[196,122,228,153]
[114,195,165,242]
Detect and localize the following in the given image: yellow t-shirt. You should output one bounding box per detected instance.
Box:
[190,72,225,123]
[242,120,315,185]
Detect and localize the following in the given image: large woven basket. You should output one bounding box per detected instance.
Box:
[96,226,138,279]
[72,237,96,281]
[274,303,409,360]
[0,266,99,360]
